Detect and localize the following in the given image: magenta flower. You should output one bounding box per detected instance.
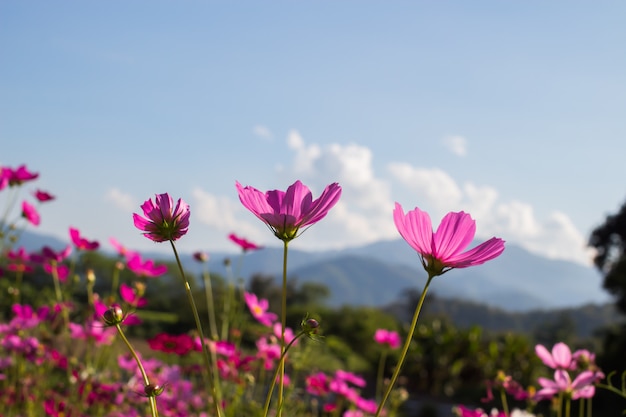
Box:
[535,369,597,401]
[21,201,40,226]
[69,227,100,251]
[228,233,263,251]
[120,283,147,308]
[236,180,341,242]
[374,328,401,349]
[133,193,190,242]
[535,342,575,370]
[1,164,39,186]
[126,254,167,278]
[33,189,55,202]
[41,245,72,263]
[244,292,277,326]
[393,203,505,276]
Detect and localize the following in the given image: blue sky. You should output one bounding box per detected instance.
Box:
[1,2,625,265]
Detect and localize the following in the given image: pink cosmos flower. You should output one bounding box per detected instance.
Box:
[1,164,39,186]
[69,227,100,251]
[374,328,401,349]
[21,201,40,226]
[244,292,277,326]
[109,237,138,259]
[41,245,72,263]
[44,263,70,282]
[535,342,575,370]
[133,193,190,242]
[33,189,55,202]
[6,247,39,273]
[126,254,168,278]
[273,322,297,345]
[535,369,597,401]
[120,283,147,308]
[393,203,505,276]
[228,233,263,251]
[306,372,330,396]
[236,180,341,242]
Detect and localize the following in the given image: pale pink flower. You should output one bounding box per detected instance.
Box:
[393,203,505,276]
[374,328,401,349]
[535,342,575,370]
[133,193,190,242]
[244,292,277,326]
[535,369,597,401]
[21,201,40,226]
[236,180,341,242]
[69,227,100,251]
[273,322,297,345]
[109,237,138,259]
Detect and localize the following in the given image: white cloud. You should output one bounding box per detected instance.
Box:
[104,188,137,212]
[191,187,261,238]
[252,125,273,140]
[442,135,468,157]
[387,163,463,211]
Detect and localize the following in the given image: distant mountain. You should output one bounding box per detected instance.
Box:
[13,230,612,312]
[195,239,610,312]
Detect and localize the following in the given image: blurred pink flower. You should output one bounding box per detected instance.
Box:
[109,237,138,259]
[535,369,597,401]
[44,263,70,282]
[126,254,167,278]
[33,189,55,202]
[21,201,40,226]
[120,283,147,308]
[373,328,401,349]
[228,233,262,252]
[273,322,297,345]
[41,245,72,263]
[133,193,190,242]
[236,180,341,242]
[244,292,277,326]
[1,164,39,186]
[393,203,505,276]
[306,372,330,396]
[535,342,575,370]
[69,227,100,251]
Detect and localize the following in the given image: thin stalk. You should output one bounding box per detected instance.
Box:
[375,349,389,402]
[500,388,510,417]
[169,240,223,417]
[262,330,305,417]
[114,323,159,417]
[202,267,219,340]
[374,273,434,417]
[276,240,289,417]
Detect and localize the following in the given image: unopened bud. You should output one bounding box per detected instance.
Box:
[144,383,164,397]
[102,305,125,326]
[86,269,96,284]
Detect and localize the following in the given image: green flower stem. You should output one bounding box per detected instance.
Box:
[500,388,509,417]
[111,263,121,300]
[13,269,23,304]
[565,397,571,417]
[114,323,159,417]
[202,267,219,340]
[262,330,306,417]
[375,349,389,402]
[169,240,223,417]
[277,240,289,417]
[374,273,434,417]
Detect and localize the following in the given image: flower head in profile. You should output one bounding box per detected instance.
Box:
[69,227,100,251]
[228,233,263,252]
[33,189,55,202]
[21,201,40,226]
[374,328,401,349]
[535,369,597,401]
[126,254,167,278]
[1,164,39,187]
[244,292,277,326]
[133,193,190,242]
[236,180,341,242]
[393,203,505,277]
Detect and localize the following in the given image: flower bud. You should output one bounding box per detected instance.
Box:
[102,305,125,326]
[86,269,96,284]
[144,383,164,397]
